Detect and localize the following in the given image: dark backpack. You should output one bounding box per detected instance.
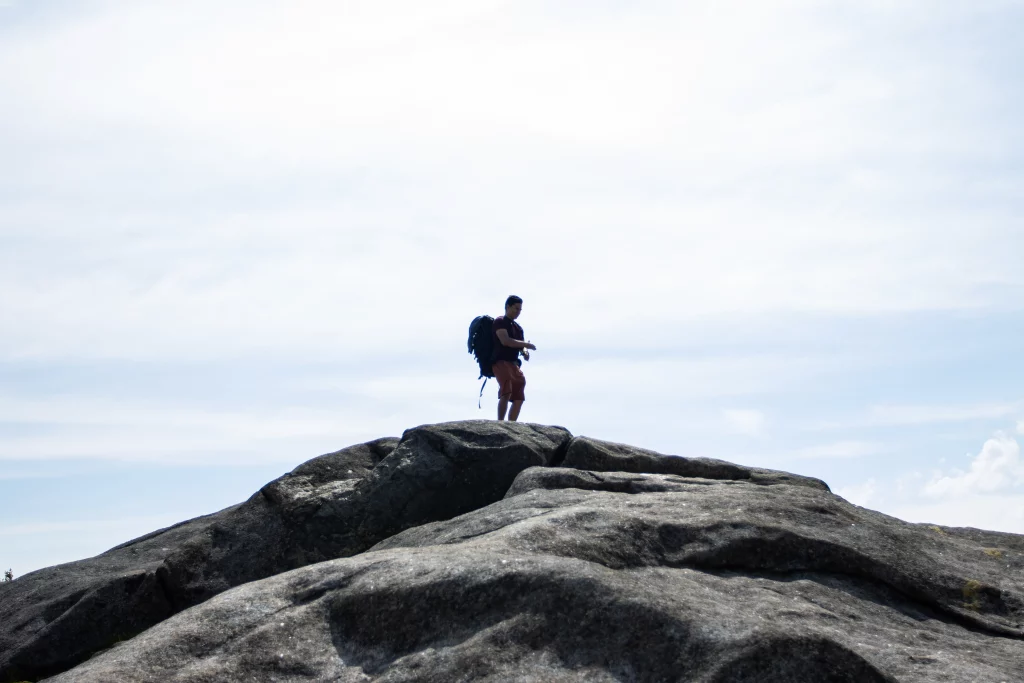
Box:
[467,315,496,379]
[468,315,497,408]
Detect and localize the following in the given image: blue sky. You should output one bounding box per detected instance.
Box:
[2,0,1023,577]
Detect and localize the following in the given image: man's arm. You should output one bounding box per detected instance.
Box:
[496,329,536,350]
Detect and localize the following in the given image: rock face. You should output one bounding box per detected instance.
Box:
[0,421,570,682]
[2,422,1022,682]
[560,436,830,491]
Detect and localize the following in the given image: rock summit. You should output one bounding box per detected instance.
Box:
[1,421,1021,682]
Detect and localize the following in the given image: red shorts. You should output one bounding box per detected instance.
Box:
[492,360,526,402]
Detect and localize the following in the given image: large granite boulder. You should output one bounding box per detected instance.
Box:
[5,423,1020,682]
[0,421,571,682]
[48,467,1024,682]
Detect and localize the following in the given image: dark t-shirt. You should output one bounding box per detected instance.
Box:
[492,316,524,364]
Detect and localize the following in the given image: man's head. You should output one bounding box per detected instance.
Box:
[505,295,523,319]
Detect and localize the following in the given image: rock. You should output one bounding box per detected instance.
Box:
[50,469,1024,682]
[348,420,572,547]
[561,435,830,491]
[8,422,1020,682]
[385,469,1024,637]
[504,465,766,498]
[0,421,571,682]
[0,437,398,683]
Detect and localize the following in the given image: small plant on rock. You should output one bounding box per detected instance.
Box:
[2,568,13,582]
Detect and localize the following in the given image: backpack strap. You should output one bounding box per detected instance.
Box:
[477,377,488,409]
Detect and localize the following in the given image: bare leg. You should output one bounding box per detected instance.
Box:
[509,400,524,422]
[497,397,510,421]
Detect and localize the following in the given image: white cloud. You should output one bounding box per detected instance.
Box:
[807,402,1024,432]
[528,353,852,406]
[1017,419,1024,435]
[0,1,841,156]
[836,478,877,508]
[794,441,885,459]
[723,409,767,437]
[0,393,405,464]
[866,403,1021,426]
[0,1,1021,363]
[923,433,1024,498]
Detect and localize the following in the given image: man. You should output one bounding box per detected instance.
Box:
[492,295,537,422]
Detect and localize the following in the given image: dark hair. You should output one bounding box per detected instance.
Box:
[505,295,523,308]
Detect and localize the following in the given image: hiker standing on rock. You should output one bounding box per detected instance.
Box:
[492,295,536,422]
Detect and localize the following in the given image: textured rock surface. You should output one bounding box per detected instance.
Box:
[0,421,570,682]
[49,468,1024,682]
[5,422,1022,682]
[0,437,398,683]
[561,436,830,491]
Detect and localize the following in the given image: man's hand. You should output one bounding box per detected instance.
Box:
[498,329,537,351]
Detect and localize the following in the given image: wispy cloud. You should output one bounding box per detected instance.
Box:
[0,515,180,538]
[923,433,1023,498]
[794,441,886,459]
[1,1,1022,363]
[806,402,1023,431]
[0,394,400,463]
[836,478,877,507]
[723,409,767,437]
[867,403,1021,426]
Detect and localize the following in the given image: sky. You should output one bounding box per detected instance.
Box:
[1,0,1023,578]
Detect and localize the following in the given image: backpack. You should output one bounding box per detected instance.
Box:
[467,315,496,379]
[467,315,495,407]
